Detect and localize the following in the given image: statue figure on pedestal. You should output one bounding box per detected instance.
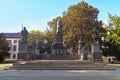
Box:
[35,39,41,50]
[56,19,63,43]
[78,39,82,49]
[57,19,62,33]
[21,27,28,44]
[92,27,99,43]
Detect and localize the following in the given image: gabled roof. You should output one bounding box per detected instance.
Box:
[5,33,21,38]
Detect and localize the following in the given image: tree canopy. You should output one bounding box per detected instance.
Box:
[107,14,120,45]
[101,14,120,59]
[45,1,102,49]
[28,30,44,43]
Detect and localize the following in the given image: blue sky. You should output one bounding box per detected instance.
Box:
[0,0,120,33]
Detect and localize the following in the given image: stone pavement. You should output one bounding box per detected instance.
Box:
[0,69,120,80]
[0,61,120,80]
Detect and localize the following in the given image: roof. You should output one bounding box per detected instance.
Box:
[4,33,21,38]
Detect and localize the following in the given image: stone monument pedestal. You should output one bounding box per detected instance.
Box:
[18,43,28,59]
[92,43,102,61]
[50,43,68,59]
[80,50,88,61]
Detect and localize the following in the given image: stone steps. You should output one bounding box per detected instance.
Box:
[6,60,115,70]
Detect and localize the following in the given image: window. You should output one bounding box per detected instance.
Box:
[14,40,17,44]
[7,40,12,47]
[13,45,16,51]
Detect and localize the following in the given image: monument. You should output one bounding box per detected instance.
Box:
[51,19,68,59]
[78,40,89,60]
[91,27,102,60]
[18,27,28,59]
[35,39,42,59]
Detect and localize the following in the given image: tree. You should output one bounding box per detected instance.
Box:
[45,1,102,50]
[0,33,10,63]
[101,14,120,60]
[28,30,45,43]
[107,14,120,45]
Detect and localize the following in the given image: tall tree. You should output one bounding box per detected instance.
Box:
[107,14,120,45]
[63,1,102,48]
[0,33,10,62]
[101,14,120,59]
[45,1,102,49]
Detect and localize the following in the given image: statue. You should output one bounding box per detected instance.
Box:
[56,19,63,43]
[78,39,82,49]
[35,40,41,49]
[63,40,67,48]
[92,27,99,43]
[21,27,28,43]
[57,19,62,33]
[82,43,89,51]
[29,42,35,50]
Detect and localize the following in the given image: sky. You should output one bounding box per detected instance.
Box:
[0,0,120,33]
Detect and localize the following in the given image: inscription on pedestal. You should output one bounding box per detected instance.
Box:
[19,44,27,53]
[92,43,102,60]
[92,43,100,53]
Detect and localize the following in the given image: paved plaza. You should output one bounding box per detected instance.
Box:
[0,64,120,80]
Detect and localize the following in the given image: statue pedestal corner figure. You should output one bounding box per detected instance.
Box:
[81,43,89,60]
[91,27,102,61]
[91,43,102,61]
[35,40,41,55]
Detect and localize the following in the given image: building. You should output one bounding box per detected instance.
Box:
[5,33,21,60]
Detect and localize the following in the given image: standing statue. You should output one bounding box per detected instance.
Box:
[57,19,62,33]
[56,19,63,43]
[82,43,89,51]
[78,39,82,49]
[21,27,28,43]
[35,39,41,49]
[92,27,99,43]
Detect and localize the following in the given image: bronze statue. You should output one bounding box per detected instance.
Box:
[92,27,99,43]
[21,27,28,43]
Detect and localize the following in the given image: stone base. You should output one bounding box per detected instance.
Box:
[79,50,89,61]
[19,43,28,53]
[7,60,115,70]
[92,52,102,61]
[81,54,88,60]
[91,43,102,61]
[18,53,27,60]
[51,42,68,59]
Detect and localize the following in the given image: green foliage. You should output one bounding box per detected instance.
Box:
[28,30,45,43]
[107,14,120,45]
[0,33,10,62]
[101,14,120,60]
[45,16,61,42]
